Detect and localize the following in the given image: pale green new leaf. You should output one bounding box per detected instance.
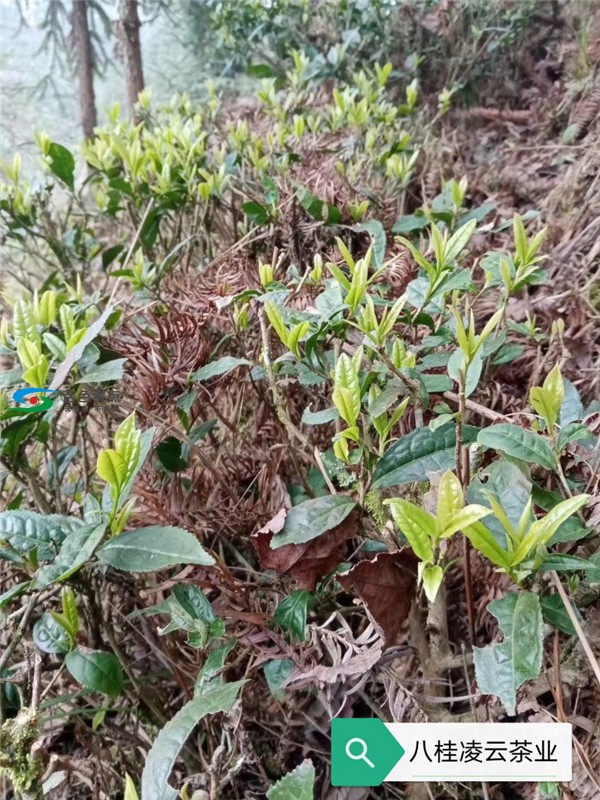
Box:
[436,470,463,534]
[463,522,511,569]
[513,213,528,264]
[97,449,128,496]
[385,499,435,562]
[445,218,477,262]
[114,413,141,475]
[439,504,492,539]
[421,564,444,603]
[332,353,360,426]
[511,494,589,566]
[264,300,289,346]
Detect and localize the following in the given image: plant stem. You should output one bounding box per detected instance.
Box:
[456,369,476,645]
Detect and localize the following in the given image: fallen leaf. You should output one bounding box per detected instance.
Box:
[252,508,358,590]
[286,614,383,687]
[338,551,418,644]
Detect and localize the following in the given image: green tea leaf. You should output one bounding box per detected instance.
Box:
[421,564,443,603]
[274,590,314,641]
[463,521,511,569]
[33,612,71,654]
[141,681,246,800]
[474,591,543,715]
[354,220,386,266]
[76,358,126,384]
[266,760,315,800]
[373,424,479,488]
[48,142,75,190]
[477,424,556,470]
[271,495,356,548]
[65,648,123,697]
[263,659,294,701]
[385,499,435,562]
[0,510,83,560]
[242,201,269,225]
[32,522,106,588]
[301,406,339,425]
[193,356,252,381]
[98,526,215,571]
[539,594,576,635]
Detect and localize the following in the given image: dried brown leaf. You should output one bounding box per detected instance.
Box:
[251,508,358,590]
[338,551,418,644]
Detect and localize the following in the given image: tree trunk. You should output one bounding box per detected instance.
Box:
[72,0,97,139]
[116,0,145,117]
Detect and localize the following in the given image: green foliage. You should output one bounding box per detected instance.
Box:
[0,11,593,793]
[266,760,315,800]
[98,526,215,572]
[65,648,123,698]
[385,470,491,601]
[141,681,246,800]
[274,590,314,641]
[474,592,543,716]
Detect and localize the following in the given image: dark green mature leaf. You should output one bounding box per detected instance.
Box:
[193,356,252,381]
[0,511,83,561]
[295,184,342,224]
[559,379,584,426]
[584,551,600,584]
[354,220,386,266]
[98,526,215,572]
[267,760,315,800]
[48,143,75,189]
[0,581,30,609]
[478,424,556,470]
[33,612,71,654]
[47,445,78,490]
[172,584,216,622]
[263,659,294,701]
[242,201,269,225]
[274,590,314,641]
[373,424,479,489]
[391,212,429,235]
[540,595,577,635]
[271,495,356,548]
[156,437,188,472]
[32,523,106,589]
[141,681,246,800]
[474,591,543,715]
[196,640,237,690]
[540,554,592,573]
[65,648,123,697]
[557,422,595,451]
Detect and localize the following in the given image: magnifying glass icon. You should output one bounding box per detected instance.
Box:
[345,737,375,768]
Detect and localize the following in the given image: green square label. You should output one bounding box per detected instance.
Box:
[331,719,405,787]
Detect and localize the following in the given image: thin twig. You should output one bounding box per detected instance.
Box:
[550,571,600,690]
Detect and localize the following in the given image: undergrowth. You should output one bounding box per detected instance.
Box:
[1,5,599,799]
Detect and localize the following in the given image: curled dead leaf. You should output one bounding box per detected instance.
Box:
[251,507,358,590]
[338,551,418,645]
